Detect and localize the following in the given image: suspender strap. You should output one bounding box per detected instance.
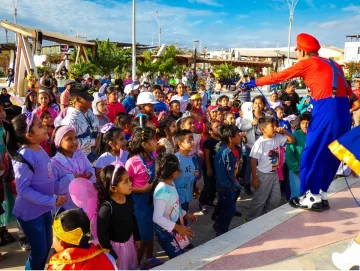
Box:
[317,57,349,97]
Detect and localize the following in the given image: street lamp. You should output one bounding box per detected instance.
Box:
[132,0,136,80]
[152,11,172,46]
[193,40,199,69]
[286,0,299,67]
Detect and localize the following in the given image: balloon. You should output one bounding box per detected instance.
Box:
[69,178,99,243]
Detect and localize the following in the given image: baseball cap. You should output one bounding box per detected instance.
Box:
[136,92,158,105]
[124,84,140,95]
[70,84,94,102]
[64,79,75,87]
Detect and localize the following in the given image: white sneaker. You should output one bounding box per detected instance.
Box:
[299,191,322,208]
[332,239,360,270]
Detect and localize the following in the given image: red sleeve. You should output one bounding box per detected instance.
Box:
[256,61,305,86]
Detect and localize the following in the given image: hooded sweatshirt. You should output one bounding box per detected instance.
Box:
[92,91,110,127]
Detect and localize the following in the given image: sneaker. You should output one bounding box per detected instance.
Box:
[19,237,31,251]
[2,230,15,243]
[234,211,242,217]
[144,257,162,268]
[289,191,323,211]
[244,184,253,196]
[332,239,360,270]
[243,218,249,224]
[199,204,208,214]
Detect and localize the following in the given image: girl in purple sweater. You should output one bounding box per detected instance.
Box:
[3,112,67,270]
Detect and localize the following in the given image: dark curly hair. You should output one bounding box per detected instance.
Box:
[157,117,176,138]
[127,126,156,158]
[150,153,180,204]
[94,165,127,211]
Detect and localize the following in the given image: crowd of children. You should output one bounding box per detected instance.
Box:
[1,71,358,270]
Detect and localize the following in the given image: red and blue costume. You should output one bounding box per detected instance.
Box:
[254,33,353,210]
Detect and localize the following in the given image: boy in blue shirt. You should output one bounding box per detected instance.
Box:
[214,125,242,236]
[174,130,198,223]
[275,106,292,134]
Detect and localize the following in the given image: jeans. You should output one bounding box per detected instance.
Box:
[154,224,183,259]
[216,191,236,236]
[181,202,189,226]
[18,212,52,270]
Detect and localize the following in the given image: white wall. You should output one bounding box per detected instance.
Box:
[344,42,360,62]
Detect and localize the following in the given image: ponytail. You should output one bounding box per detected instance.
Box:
[3,118,34,172]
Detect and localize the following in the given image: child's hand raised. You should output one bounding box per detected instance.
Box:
[185,213,197,222]
[174,225,194,239]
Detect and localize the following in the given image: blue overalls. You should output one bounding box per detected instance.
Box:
[132,154,155,241]
[300,58,352,194]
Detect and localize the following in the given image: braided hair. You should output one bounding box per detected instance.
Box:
[127,126,156,158]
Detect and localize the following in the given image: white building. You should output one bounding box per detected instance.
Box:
[344,35,360,62]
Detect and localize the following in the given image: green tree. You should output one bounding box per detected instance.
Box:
[214,63,235,79]
[71,59,98,77]
[344,61,360,80]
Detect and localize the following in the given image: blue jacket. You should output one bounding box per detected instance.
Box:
[215,144,242,192]
[122,96,135,113]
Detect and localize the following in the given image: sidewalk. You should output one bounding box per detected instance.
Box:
[156,175,360,270]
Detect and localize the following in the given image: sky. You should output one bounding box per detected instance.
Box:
[0,0,359,51]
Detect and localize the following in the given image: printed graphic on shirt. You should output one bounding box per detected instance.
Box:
[167,201,180,222]
[268,149,280,172]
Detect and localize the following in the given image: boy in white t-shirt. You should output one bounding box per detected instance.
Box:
[245,116,295,221]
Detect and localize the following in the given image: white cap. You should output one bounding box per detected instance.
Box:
[124,84,140,95]
[136,92,158,105]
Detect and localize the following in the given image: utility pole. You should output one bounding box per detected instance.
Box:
[12,0,19,44]
[152,10,172,46]
[132,0,136,80]
[286,0,299,67]
[193,40,199,69]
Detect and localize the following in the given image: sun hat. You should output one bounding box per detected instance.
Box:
[136,92,158,105]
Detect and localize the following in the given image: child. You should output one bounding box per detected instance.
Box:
[286,112,311,199]
[136,92,160,128]
[199,120,220,213]
[189,93,207,135]
[0,88,12,108]
[240,97,269,196]
[281,81,300,116]
[152,154,196,259]
[26,69,38,92]
[245,116,294,221]
[173,130,196,222]
[51,125,96,210]
[122,84,139,113]
[222,112,236,126]
[275,106,292,133]
[96,165,140,270]
[48,91,60,115]
[95,124,128,178]
[198,84,208,109]
[60,84,99,162]
[297,88,312,114]
[115,113,132,140]
[106,86,126,123]
[157,117,177,155]
[93,90,110,127]
[22,90,38,114]
[268,90,283,110]
[216,95,230,108]
[39,111,55,156]
[214,125,242,236]
[3,113,67,270]
[287,115,298,133]
[48,209,117,270]
[177,115,202,197]
[125,127,161,268]
[33,91,58,120]
[152,86,169,114]
[169,100,183,121]
[132,114,156,130]
[171,83,189,113]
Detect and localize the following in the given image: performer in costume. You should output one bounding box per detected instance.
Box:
[26,69,39,92]
[245,33,353,211]
[47,209,117,270]
[329,126,360,176]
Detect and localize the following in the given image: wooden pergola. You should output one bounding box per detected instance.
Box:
[0,21,96,96]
